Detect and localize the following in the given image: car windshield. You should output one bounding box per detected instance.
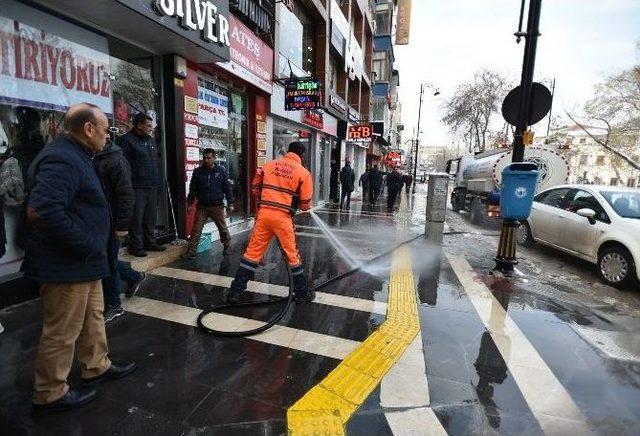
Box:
[600,191,640,219]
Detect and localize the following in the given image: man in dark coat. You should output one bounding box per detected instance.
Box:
[182,149,235,259]
[118,112,163,257]
[403,174,413,195]
[386,167,404,212]
[368,165,383,205]
[95,140,146,323]
[359,167,370,203]
[26,103,136,412]
[339,160,355,209]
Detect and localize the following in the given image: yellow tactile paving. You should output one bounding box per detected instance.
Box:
[287,243,420,435]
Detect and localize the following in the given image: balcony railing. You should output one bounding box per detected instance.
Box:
[230,0,274,36]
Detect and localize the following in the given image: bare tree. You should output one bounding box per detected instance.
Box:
[567,43,640,171]
[441,69,510,153]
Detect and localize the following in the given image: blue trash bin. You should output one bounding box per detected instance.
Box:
[500,162,539,220]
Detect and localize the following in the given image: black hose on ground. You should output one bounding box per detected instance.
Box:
[196,233,425,337]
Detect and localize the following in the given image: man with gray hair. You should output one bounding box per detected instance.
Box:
[25,103,136,412]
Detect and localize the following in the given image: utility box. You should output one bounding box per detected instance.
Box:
[500,163,539,220]
[426,173,450,243]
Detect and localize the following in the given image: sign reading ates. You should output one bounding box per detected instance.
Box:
[284,78,321,111]
[347,124,372,142]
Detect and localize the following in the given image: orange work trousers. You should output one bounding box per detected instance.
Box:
[243,209,301,267]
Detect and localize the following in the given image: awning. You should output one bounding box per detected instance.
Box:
[32,0,231,63]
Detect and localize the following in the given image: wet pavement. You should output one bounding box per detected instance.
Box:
[1,185,640,435]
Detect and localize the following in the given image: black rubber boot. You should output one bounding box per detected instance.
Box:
[291,265,315,303]
[227,259,257,304]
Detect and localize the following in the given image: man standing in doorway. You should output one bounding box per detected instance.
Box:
[182,149,235,260]
[118,113,164,257]
[227,142,314,304]
[339,160,355,209]
[26,103,136,412]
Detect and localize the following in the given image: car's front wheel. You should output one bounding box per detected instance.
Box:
[598,245,638,289]
[516,221,534,247]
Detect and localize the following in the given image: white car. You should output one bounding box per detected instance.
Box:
[517,185,640,289]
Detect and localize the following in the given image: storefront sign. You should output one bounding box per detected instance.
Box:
[329,94,347,114]
[348,108,361,122]
[185,123,199,139]
[198,86,228,128]
[216,15,273,93]
[284,78,321,110]
[302,110,324,130]
[116,0,231,61]
[384,151,402,167]
[186,146,201,161]
[348,124,372,142]
[396,0,412,45]
[0,17,112,114]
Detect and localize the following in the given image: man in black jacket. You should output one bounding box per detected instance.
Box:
[386,167,404,212]
[26,103,135,412]
[118,113,163,257]
[339,160,355,209]
[182,149,235,259]
[368,165,383,205]
[95,140,146,323]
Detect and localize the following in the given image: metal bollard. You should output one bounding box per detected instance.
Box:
[425,173,450,244]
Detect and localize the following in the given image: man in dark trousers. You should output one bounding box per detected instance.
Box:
[118,113,164,257]
[182,149,235,259]
[386,167,404,212]
[25,103,135,412]
[359,167,370,203]
[339,160,355,209]
[403,173,413,195]
[95,139,146,323]
[368,165,383,205]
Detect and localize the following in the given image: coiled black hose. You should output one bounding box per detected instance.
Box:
[196,233,424,337]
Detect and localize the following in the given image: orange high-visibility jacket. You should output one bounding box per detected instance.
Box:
[251,152,313,214]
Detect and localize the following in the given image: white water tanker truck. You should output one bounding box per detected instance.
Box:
[445,146,570,225]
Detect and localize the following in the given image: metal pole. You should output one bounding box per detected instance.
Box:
[545,78,556,137]
[412,84,424,194]
[494,0,543,274]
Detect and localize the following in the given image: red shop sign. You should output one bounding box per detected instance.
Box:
[302,110,324,130]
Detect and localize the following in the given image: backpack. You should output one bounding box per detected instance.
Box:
[0,156,26,206]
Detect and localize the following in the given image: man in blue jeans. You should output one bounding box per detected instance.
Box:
[95,139,146,323]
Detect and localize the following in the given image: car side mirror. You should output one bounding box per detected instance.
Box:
[577,208,597,225]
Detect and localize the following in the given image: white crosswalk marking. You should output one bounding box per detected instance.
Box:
[152,267,388,315]
[446,252,595,436]
[122,296,361,360]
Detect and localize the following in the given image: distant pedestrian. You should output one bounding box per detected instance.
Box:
[386,167,404,212]
[359,167,370,202]
[25,103,136,412]
[339,160,355,209]
[118,113,164,257]
[95,140,146,323]
[182,149,234,260]
[403,174,413,195]
[368,165,383,205]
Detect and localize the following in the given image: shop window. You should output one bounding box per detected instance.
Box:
[278,2,316,76]
[329,57,339,92]
[596,155,605,166]
[273,119,312,168]
[197,77,248,222]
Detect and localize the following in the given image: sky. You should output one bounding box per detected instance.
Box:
[394,0,640,151]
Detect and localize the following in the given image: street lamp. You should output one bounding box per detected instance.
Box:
[412,83,440,194]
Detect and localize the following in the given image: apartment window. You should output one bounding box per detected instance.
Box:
[596,156,605,166]
[610,177,618,186]
[579,155,588,165]
[373,51,387,81]
[375,12,390,33]
[328,56,338,92]
[628,178,637,188]
[579,138,587,144]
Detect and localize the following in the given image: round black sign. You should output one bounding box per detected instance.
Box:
[501,82,553,126]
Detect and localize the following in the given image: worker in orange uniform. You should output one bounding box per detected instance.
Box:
[227,142,315,304]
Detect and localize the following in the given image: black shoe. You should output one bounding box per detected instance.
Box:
[295,291,316,303]
[180,252,196,260]
[125,273,147,299]
[222,245,230,256]
[82,361,137,386]
[145,244,166,252]
[129,249,147,257]
[104,306,125,323]
[226,289,242,304]
[33,387,97,412]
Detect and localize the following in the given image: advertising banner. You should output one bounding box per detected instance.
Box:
[396,0,412,45]
[0,17,112,114]
[198,86,228,129]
